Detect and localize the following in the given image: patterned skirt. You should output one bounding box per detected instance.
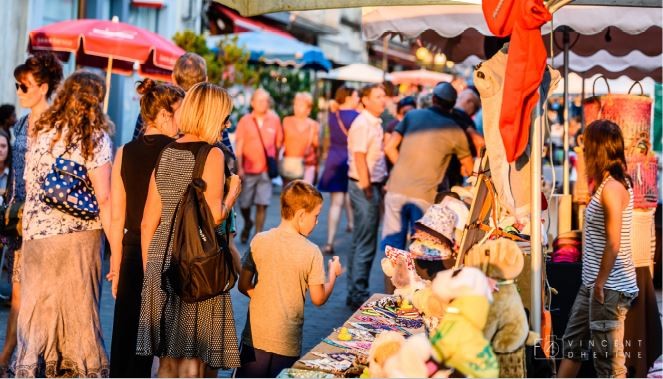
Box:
[13,230,109,377]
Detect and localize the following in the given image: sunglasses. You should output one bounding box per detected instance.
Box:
[223,115,231,128]
[15,82,35,94]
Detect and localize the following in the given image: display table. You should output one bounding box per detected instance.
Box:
[288,294,425,376]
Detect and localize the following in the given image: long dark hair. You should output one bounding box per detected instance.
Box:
[583,119,631,190]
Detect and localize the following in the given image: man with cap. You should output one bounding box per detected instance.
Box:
[382,82,473,292]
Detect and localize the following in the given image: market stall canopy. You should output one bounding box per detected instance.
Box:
[28,18,184,81]
[207,32,332,71]
[390,69,453,86]
[551,72,656,96]
[318,63,392,83]
[362,5,662,81]
[214,0,660,16]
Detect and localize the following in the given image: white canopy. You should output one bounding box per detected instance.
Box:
[318,63,392,83]
[362,4,662,81]
[551,72,656,96]
[362,4,662,39]
[389,69,453,86]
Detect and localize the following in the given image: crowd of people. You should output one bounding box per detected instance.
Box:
[0,47,644,379]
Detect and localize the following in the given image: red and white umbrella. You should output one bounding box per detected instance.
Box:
[29,17,185,111]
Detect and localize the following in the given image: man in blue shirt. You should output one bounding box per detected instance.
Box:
[382,83,473,275]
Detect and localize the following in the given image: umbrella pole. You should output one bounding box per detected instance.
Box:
[103,56,113,114]
[530,84,543,335]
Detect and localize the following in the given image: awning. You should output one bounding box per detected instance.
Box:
[207,32,332,71]
[131,0,165,8]
[362,5,663,81]
[213,0,661,17]
[216,5,294,38]
[318,63,392,83]
[390,69,453,86]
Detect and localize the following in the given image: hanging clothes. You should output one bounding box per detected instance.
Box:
[474,45,560,223]
[482,0,552,162]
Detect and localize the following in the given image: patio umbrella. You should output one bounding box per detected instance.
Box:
[390,69,453,86]
[206,31,332,71]
[29,17,185,112]
[318,63,392,83]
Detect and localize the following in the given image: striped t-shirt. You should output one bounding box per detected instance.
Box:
[582,176,638,293]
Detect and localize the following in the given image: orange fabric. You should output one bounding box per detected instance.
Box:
[482,0,551,162]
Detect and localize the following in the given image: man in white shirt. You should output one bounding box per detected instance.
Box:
[346,84,387,308]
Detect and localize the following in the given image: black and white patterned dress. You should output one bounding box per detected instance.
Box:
[136,142,240,369]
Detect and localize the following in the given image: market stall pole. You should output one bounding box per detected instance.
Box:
[531,94,544,334]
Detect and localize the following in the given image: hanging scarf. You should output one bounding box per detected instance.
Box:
[482,0,552,162]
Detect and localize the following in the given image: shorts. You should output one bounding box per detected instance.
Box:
[239,173,273,209]
[562,285,637,377]
[235,343,298,378]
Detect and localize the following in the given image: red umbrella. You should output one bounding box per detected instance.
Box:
[28,17,185,111]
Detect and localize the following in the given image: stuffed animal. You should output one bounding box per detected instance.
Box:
[367,332,406,378]
[369,332,451,378]
[412,286,447,331]
[428,267,499,378]
[382,246,428,300]
[465,238,529,377]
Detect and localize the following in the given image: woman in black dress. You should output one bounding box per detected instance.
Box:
[107,79,184,377]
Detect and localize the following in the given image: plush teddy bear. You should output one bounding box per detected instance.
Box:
[465,238,529,378]
[427,267,499,378]
[368,332,451,378]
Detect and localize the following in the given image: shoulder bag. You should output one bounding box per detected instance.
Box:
[252,117,279,179]
[39,139,99,220]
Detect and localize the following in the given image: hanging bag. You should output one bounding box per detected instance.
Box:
[583,77,652,148]
[162,143,238,303]
[39,139,99,220]
[252,118,279,179]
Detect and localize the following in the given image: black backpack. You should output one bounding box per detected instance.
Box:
[161,143,237,303]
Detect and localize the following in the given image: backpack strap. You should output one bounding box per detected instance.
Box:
[192,143,213,180]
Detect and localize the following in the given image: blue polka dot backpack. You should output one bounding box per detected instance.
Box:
[39,142,99,220]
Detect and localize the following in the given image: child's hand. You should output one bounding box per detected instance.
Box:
[226,174,242,206]
[328,256,342,277]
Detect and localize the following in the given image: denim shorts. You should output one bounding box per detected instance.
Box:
[562,285,637,377]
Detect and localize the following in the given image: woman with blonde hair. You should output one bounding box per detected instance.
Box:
[14,70,112,377]
[137,82,242,377]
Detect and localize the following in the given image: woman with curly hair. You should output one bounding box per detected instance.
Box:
[13,71,113,377]
[0,52,63,376]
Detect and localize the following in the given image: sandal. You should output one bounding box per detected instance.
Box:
[346,225,354,233]
[322,244,334,255]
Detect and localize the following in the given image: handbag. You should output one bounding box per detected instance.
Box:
[252,117,279,179]
[39,141,99,220]
[279,120,316,180]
